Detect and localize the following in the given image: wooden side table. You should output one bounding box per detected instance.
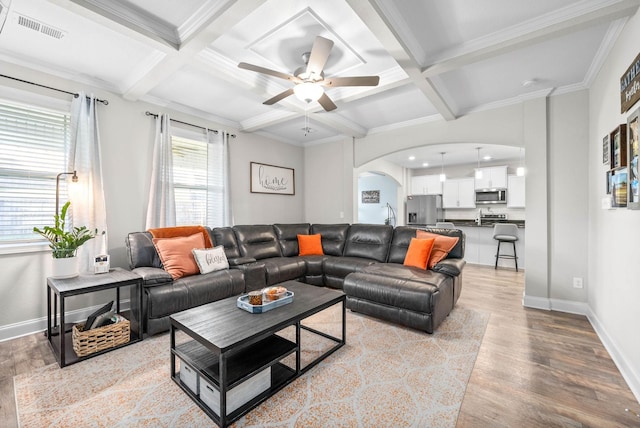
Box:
[46,267,143,367]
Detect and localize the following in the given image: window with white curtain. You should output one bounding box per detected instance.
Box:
[171,129,225,227]
[0,99,71,245]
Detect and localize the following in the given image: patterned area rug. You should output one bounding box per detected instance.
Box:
[14,306,488,427]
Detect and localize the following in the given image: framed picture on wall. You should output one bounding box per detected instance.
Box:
[627,107,640,209]
[250,162,295,195]
[610,124,627,169]
[361,190,380,204]
[611,168,628,208]
[603,134,610,166]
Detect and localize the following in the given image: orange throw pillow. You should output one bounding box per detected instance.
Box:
[403,238,436,270]
[152,232,205,280]
[148,225,213,248]
[298,234,324,256]
[416,230,460,269]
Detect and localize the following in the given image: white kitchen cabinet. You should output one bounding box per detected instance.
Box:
[474,166,508,189]
[507,175,525,208]
[410,174,442,195]
[443,178,475,208]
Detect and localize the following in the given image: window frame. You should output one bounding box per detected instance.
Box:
[0,88,71,254]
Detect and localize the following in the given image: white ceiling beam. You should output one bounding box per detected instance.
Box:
[121,0,267,101]
[345,0,457,121]
[421,0,640,77]
[48,0,176,52]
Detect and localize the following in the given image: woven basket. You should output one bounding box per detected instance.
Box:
[72,314,130,357]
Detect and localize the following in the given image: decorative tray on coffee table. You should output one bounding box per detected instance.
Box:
[237,291,294,314]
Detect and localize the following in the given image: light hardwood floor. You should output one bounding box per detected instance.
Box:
[1,264,638,427]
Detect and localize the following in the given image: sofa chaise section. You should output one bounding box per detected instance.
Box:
[343,227,465,333]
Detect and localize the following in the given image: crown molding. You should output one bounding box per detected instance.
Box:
[140,93,239,129]
[584,17,628,87]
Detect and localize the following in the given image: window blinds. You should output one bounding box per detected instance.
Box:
[171,134,225,227]
[0,101,70,243]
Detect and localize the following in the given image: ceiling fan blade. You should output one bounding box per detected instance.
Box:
[306,36,334,76]
[238,62,300,83]
[317,93,337,112]
[322,76,380,87]
[263,88,294,105]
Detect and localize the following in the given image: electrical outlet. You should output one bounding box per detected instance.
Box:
[339,211,344,219]
[573,277,583,289]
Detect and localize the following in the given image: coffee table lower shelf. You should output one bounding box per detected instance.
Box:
[171,334,298,425]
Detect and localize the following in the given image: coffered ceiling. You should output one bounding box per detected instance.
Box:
[0,0,638,167]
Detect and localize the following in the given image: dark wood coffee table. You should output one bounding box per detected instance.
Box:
[169,280,346,427]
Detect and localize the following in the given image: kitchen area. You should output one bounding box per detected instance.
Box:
[406,163,525,269]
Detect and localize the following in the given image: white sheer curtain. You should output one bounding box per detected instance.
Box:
[146,114,175,229]
[207,130,233,226]
[69,92,107,273]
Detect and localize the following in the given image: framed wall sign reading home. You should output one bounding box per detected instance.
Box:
[250,162,295,195]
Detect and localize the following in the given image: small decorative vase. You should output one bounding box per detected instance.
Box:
[51,253,79,279]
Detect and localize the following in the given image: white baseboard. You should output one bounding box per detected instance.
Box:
[522,295,589,315]
[586,307,640,404]
[522,294,551,310]
[0,300,131,343]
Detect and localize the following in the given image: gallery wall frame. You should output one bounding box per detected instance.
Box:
[627,107,640,209]
[250,162,295,195]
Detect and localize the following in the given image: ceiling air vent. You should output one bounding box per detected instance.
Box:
[17,14,65,39]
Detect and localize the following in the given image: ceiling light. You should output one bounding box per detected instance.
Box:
[475,147,483,179]
[439,152,446,182]
[483,155,492,161]
[422,162,429,167]
[408,156,415,161]
[293,82,323,103]
[522,79,537,88]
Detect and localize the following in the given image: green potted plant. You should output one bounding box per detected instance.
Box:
[33,201,99,278]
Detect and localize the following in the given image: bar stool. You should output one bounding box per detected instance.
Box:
[435,222,455,229]
[493,223,519,271]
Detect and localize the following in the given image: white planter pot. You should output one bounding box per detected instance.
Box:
[52,256,79,279]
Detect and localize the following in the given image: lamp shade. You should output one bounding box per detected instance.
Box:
[294,82,323,103]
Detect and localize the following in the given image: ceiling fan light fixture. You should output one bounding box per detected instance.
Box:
[294,82,323,103]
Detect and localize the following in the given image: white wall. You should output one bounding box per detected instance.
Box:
[303,138,354,224]
[588,13,640,401]
[0,62,304,338]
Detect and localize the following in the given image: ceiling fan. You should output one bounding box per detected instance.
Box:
[238,36,379,112]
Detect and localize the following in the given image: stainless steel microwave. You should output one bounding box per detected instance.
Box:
[475,189,507,204]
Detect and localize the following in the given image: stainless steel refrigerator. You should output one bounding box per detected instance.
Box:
[406,195,443,225]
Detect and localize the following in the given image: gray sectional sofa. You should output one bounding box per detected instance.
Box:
[125,223,465,336]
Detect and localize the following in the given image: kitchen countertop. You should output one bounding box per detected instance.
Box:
[445,219,525,228]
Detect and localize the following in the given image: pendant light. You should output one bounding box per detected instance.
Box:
[439,152,446,182]
[517,147,525,176]
[475,147,483,179]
